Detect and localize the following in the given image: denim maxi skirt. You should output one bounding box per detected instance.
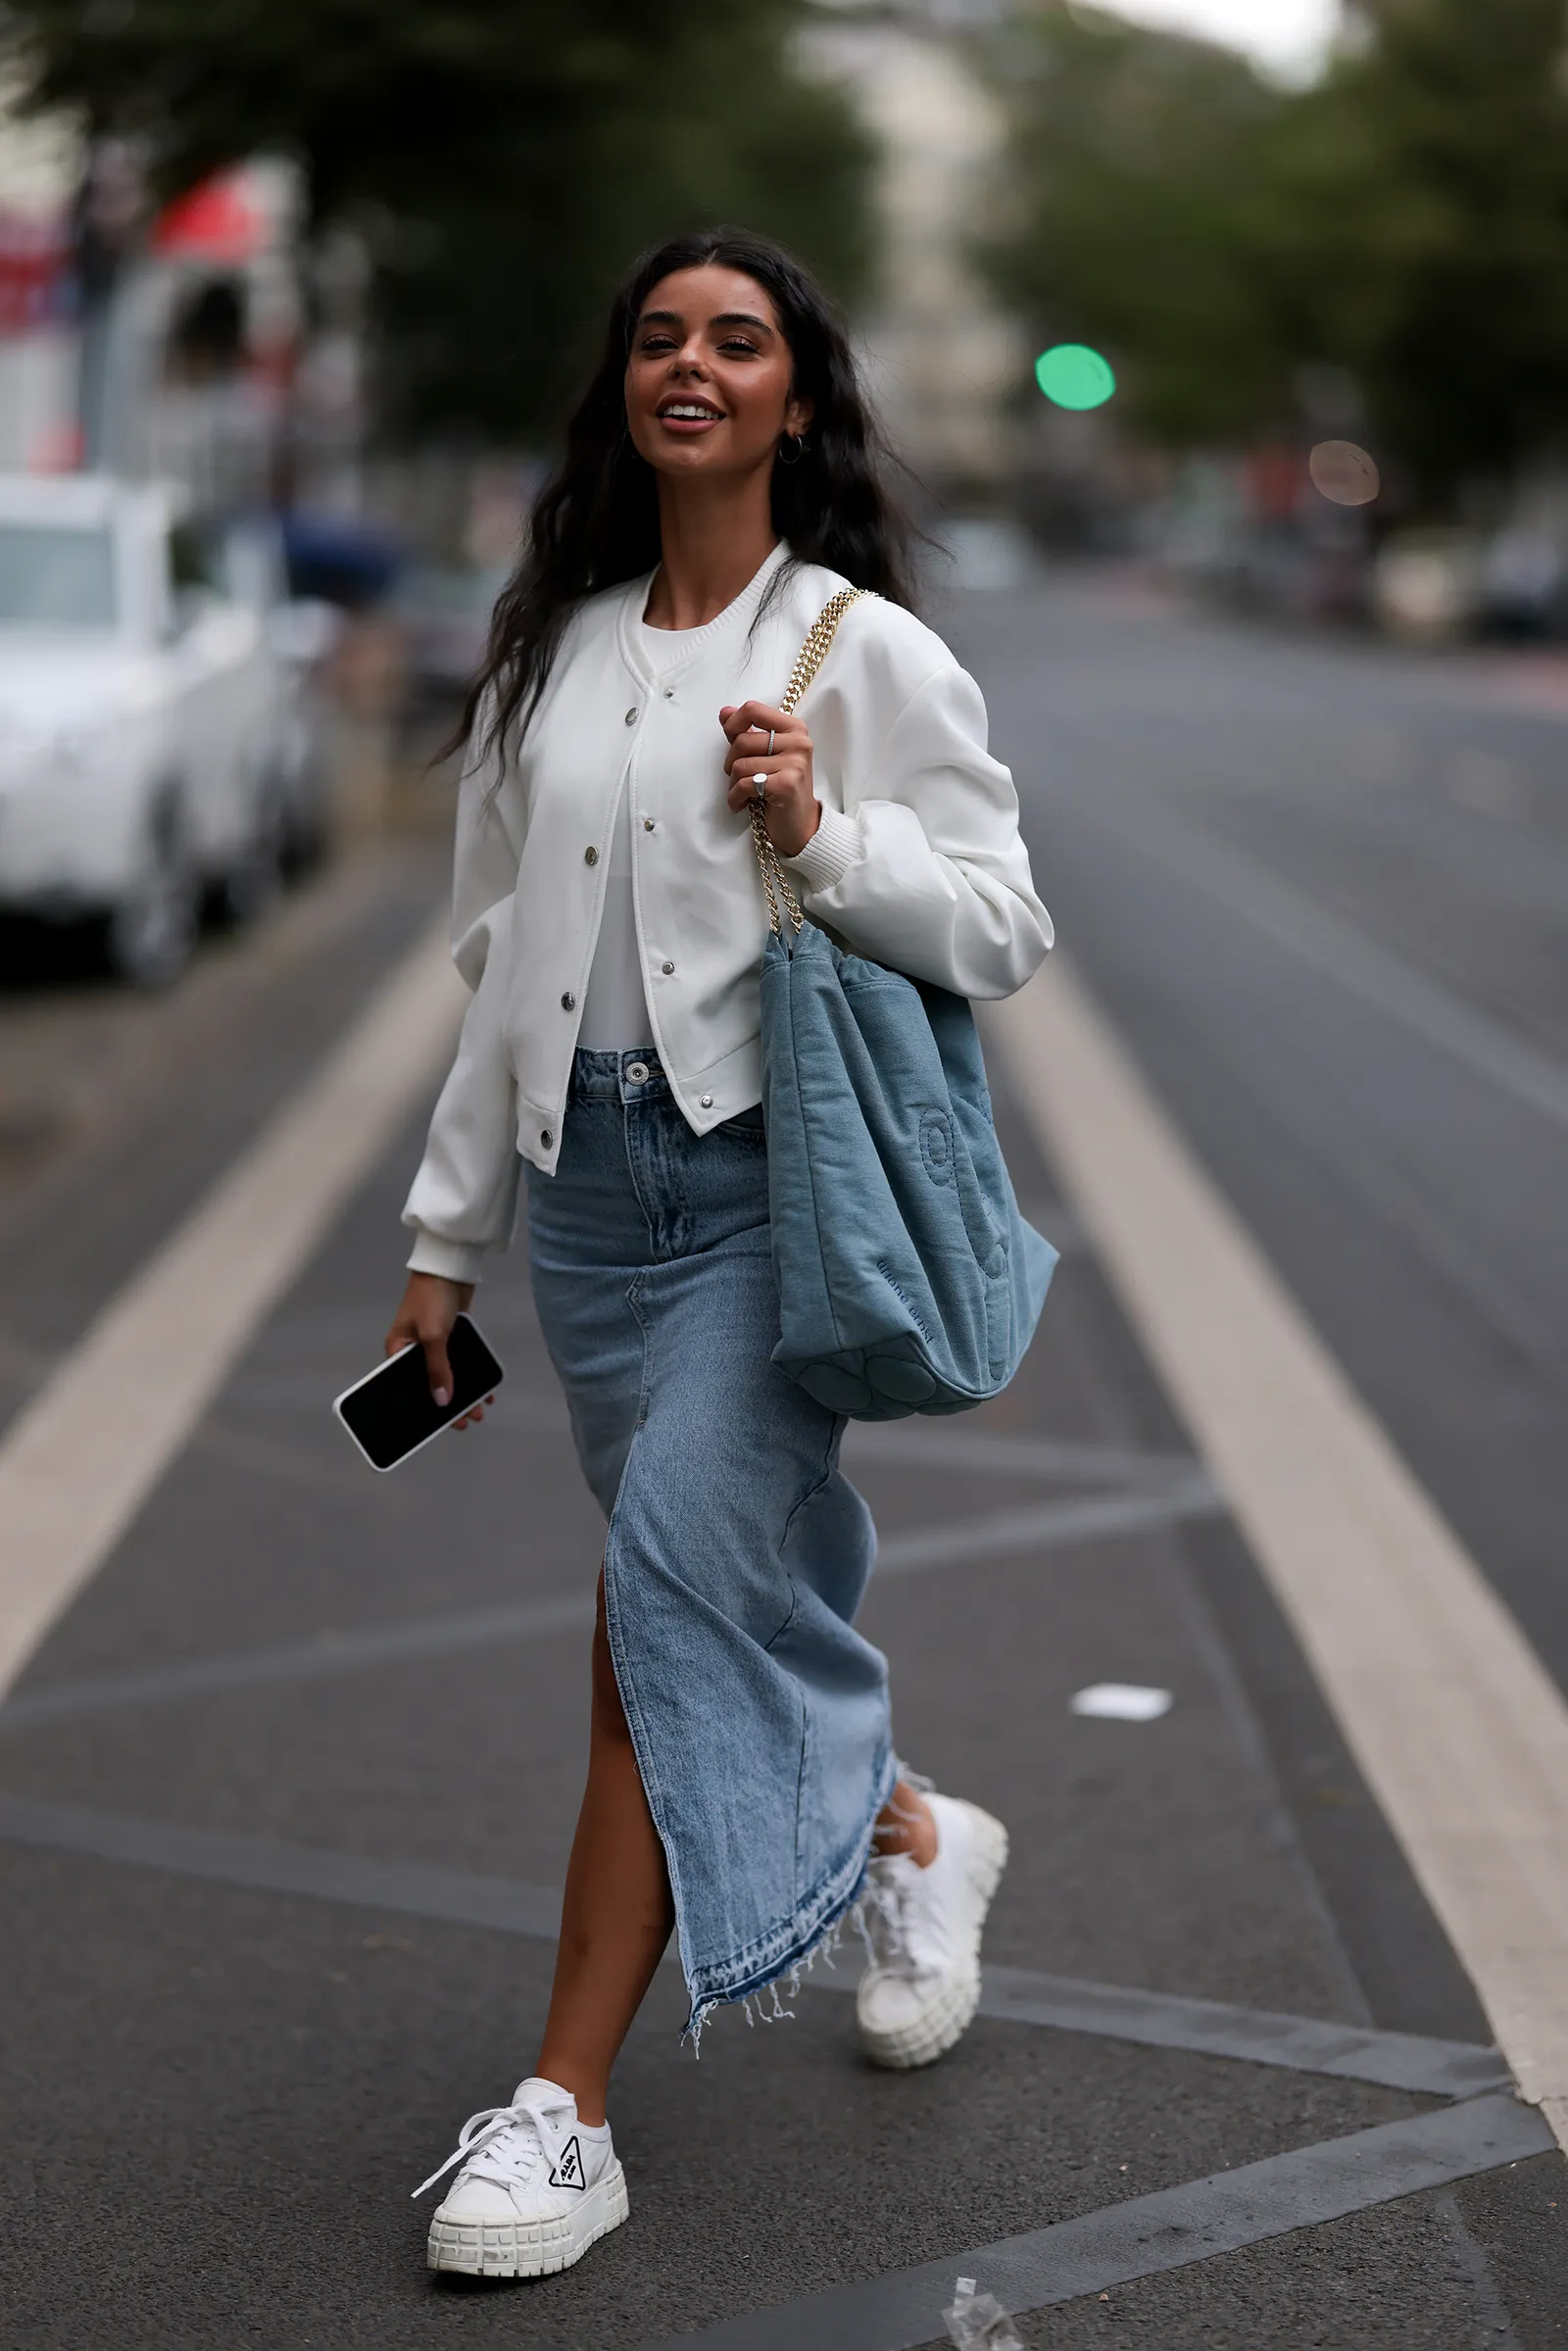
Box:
[525,1047,896,2035]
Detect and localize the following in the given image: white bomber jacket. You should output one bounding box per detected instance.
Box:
[403,541,1053,1283]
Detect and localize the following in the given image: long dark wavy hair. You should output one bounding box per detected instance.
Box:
[456,228,920,761]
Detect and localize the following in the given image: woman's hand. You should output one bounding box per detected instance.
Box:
[385,1272,493,1430]
[720,701,819,859]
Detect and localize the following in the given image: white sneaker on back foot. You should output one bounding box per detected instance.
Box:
[416,2076,628,2278]
[857,1791,1008,2070]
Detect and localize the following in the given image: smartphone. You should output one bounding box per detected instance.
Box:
[333,1312,506,1473]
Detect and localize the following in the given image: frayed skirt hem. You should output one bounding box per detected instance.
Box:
[680,1739,898,2047]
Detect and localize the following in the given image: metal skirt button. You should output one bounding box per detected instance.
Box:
[626,1061,651,1085]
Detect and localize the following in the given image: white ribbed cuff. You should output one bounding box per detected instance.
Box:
[405,1228,486,1285]
[785,804,861,894]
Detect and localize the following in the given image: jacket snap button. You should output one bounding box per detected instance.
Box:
[643,817,656,831]
[626,1061,650,1085]
[584,846,598,866]
[541,1128,553,1149]
[661,959,675,975]
[624,707,638,725]
[700,1094,713,1109]
[561,992,575,1010]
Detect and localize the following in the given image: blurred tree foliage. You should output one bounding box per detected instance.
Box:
[983,0,1568,507]
[981,8,1289,444]
[0,0,873,440]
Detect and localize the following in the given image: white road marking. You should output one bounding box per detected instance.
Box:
[1070,1684,1173,1722]
[0,916,465,1702]
[1063,759,1568,1134]
[986,958,1568,2155]
[0,1789,1511,2094]
[847,1421,1206,1490]
[0,1486,1227,1734]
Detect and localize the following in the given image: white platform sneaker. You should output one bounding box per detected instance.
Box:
[416,2076,628,2278]
[857,1790,1008,2070]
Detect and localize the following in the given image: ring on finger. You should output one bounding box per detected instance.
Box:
[752,771,767,804]
[766,730,775,756]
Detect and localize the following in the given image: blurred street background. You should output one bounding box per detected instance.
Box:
[2,2,1568,2345]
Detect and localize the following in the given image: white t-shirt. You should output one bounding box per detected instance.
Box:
[576,616,700,1050]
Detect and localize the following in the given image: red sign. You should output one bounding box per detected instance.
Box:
[152,171,264,266]
[0,210,70,335]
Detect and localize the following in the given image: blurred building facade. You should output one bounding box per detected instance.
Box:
[0,70,76,472]
[808,0,1028,504]
[0,82,363,522]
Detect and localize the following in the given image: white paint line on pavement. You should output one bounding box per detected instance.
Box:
[0,1791,1507,2096]
[985,959,1568,2151]
[0,915,466,1702]
[846,1421,1205,1489]
[876,1484,1221,1575]
[0,1486,1223,1732]
[652,2096,1553,2350]
[1066,768,1568,1136]
[1070,1683,1173,1723]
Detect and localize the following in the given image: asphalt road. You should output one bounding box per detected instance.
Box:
[1,585,1564,2348]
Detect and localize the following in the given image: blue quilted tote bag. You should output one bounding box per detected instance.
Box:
[753,592,1056,1421]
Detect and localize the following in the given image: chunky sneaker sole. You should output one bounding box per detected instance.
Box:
[427,2160,629,2278]
[858,1799,1008,2071]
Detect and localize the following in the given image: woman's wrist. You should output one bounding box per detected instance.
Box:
[770,798,822,859]
[783,804,859,891]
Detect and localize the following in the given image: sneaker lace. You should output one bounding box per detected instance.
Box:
[864,1854,945,1977]
[411,2087,570,2201]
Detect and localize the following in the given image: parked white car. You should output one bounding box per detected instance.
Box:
[0,473,316,984]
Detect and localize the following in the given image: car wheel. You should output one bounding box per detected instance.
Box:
[106,808,199,989]
[281,760,331,878]
[220,787,287,926]
[277,710,332,878]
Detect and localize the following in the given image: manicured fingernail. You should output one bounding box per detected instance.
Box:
[434,1387,451,1407]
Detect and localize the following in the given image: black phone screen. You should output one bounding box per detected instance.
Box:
[335,1313,505,1471]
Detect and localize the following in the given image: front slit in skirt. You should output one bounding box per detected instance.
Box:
[524,1046,895,2035]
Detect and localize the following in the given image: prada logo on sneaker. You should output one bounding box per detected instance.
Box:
[550,2134,587,2190]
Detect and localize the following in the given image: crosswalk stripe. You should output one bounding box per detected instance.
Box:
[0,917,465,1701]
[985,958,1568,2154]
[650,2095,1551,2350]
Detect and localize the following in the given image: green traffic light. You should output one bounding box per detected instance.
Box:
[1035,345,1116,411]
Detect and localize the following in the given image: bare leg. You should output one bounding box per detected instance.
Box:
[873,1778,937,1867]
[535,1574,675,2125]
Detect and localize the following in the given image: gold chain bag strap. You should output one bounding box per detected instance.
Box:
[750,588,869,938]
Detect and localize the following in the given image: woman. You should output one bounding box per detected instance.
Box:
[390,228,1053,2281]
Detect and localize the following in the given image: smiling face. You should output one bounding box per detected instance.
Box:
[623,265,813,484]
